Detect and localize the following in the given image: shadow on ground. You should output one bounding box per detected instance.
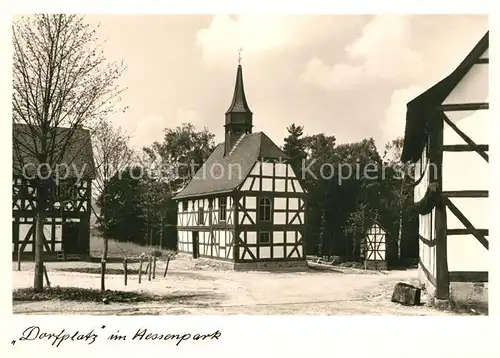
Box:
[54,267,215,281]
[13,286,222,304]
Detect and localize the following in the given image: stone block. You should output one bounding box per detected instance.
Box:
[391,282,421,306]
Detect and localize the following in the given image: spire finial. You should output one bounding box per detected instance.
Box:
[238,47,243,65]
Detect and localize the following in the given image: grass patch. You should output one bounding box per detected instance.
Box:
[12,286,214,304]
[89,234,175,259]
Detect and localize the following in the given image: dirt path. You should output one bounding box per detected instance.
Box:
[12,258,457,316]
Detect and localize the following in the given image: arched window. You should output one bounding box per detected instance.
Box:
[258,197,272,222]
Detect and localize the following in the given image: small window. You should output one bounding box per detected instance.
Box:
[198,207,204,225]
[259,232,271,244]
[182,201,188,211]
[219,197,227,221]
[208,198,213,208]
[258,197,272,222]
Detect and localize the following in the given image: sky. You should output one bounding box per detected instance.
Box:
[85,14,488,152]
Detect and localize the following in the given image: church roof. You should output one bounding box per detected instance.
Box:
[401,31,489,163]
[173,132,289,199]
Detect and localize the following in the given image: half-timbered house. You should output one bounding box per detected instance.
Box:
[361,221,387,270]
[173,64,307,270]
[401,32,489,303]
[12,124,95,261]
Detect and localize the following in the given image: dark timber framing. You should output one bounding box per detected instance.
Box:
[12,125,95,261]
[401,31,489,300]
[173,63,307,269]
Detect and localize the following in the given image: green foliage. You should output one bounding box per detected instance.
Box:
[283,124,307,165]
[143,123,216,190]
[289,129,417,262]
[97,166,146,242]
[98,124,216,249]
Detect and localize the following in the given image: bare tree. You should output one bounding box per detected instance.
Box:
[12,14,126,292]
[91,119,133,290]
[383,137,415,260]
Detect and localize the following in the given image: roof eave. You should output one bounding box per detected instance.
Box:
[173,188,236,200]
[401,31,489,163]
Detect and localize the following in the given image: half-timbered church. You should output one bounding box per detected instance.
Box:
[402,31,489,305]
[173,64,307,270]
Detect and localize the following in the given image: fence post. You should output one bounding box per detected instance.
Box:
[17,246,21,271]
[123,258,128,286]
[152,255,157,279]
[100,259,106,291]
[163,256,171,278]
[148,255,152,281]
[138,256,143,284]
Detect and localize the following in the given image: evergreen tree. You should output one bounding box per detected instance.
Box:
[283,123,307,177]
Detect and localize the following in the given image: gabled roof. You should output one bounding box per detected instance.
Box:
[367,220,388,235]
[401,31,489,163]
[173,132,289,199]
[12,123,96,179]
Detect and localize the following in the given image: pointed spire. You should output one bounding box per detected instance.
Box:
[225,64,252,115]
[224,59,253,156]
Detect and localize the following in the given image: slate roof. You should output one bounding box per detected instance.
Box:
[401,31,489,163]
[173,131,289,199]
[12,123,96,180]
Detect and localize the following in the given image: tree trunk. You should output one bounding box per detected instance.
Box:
[317,210,326,256]
[150,216,154,247]
[397,174,406,261]
[34,186,46,293]
[159,212,163,250]
[352,233,358,261]
[101,189,108,292]
[344,228,349,259]
[34,207,45,292]
[100,236,108,291]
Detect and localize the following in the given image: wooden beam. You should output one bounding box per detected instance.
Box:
[439,103,489,111]
[435,198,450,299]
[444,197,489,250]
[419,258,437,287]
[442,114,489,162]
[443,144,489,152]
[442,190,488,198]
[447,229,488,236]
[475,58,489,64]
[419,234,435,247]
[237,191,307,198]
[434,114,450,300]
[449,271,488,283]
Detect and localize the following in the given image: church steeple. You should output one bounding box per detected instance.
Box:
[224,63,253,156]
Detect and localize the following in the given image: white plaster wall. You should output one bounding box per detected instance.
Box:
[419,209,437,279]
[442,152,488,191]
[443,62,488,105]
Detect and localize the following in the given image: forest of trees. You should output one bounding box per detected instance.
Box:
[281,124,418,263]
